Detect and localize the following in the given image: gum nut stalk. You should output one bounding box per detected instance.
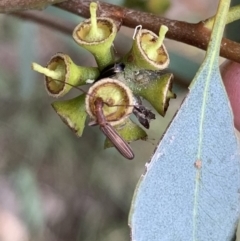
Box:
[85,78,134,126]
[72,2,117,70]
[52,94,87,137]
[32,53,99,98]
[104,118,147,149]
[124,25,169,70]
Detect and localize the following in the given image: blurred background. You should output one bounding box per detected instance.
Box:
[0,0,239,240]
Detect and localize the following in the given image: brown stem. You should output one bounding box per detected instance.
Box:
[2,0,239,63]
[56,0,240,63]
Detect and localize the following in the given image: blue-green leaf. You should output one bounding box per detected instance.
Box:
[129,1,240,240]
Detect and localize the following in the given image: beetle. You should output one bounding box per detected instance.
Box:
[37,67,155,159]
[40,74,136,159]
[94,97,134,160]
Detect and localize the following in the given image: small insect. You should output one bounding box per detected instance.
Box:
[94,97,134,160]
[133,96,155,129]
[42,76,135,159]
[96,62,125,81]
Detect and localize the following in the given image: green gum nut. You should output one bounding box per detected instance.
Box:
[86,78,134,126]
[72,2,117,70]
[104,118,147,149]
[51,94,87,137]
[133,72,176,116]
[32,53,99,98]
[123,25,169,70]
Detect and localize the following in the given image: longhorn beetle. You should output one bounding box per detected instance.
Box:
[94,97,134,159]
[42,75,136,159]
[36,63,155,159]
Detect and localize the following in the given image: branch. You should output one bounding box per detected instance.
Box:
[56,0,240,64]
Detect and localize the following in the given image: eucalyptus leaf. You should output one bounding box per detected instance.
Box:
[130,0,240,240]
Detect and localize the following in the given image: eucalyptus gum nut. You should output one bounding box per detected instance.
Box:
[104,118,147,149]
[45,53,99,97]
[51,94,87,137]
[123,29,169,70]
[133,73,175,116]
[72,17,117,70]
[220,60,240,131]
[116,69,175,116]
[86,78,134,126]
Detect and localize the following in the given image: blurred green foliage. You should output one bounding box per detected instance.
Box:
[123,0,171,14]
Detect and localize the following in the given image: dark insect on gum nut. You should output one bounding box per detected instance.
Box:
[96,63,125,80]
